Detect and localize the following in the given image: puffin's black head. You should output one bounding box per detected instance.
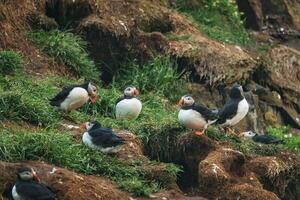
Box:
[17,167,40,182]
[178,94,195,107]
[229,84,244,99]
[80,121,102,132]
[124,86,139,97]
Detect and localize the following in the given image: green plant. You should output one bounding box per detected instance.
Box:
[175,0,251,45]
[0,127,162,196]
[165,33,191,41]
[28,30,100,82]
[267,126,300,155]
[0,50,23,75]
[113,55,186,102]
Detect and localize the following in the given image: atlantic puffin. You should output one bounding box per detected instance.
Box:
[240,131,284,144]
[49,82,98,112]
[178,95,219,136]
[115,86,142,120]
[11,167,56,200]
[80,121,125,153]
[217,84,249,134]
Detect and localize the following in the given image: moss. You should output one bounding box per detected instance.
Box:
[264,111,280,126]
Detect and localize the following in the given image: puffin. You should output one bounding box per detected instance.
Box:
[49,82,98,112]
[11,167,56,200]
[217,84,249,134]
[115,86,142,120]
[240,131,284,144]
[178,95,219,136]
[80,121,125,153]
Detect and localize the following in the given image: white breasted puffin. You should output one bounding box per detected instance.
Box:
[80,121,125,153]
[49,82,98,112]
[217,84,249,133]
[178,95,219,136]
[240,131,283,144]
[11,167,56,200]
[115,86,142,120]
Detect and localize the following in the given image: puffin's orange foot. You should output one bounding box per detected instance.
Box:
[195,130,204,136]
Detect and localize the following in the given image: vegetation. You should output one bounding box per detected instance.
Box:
[113,55,186,102]
[0,127,161,196]
[28,30,100,82]
[175,0,251,45]
[0,50,23,75]
[267,126,300,155]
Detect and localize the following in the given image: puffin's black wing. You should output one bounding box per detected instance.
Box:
[89,128,125,148]
[16,182,56,200]
[192,104,218,121]
[253,135,284,144]
[216,99,239,124]
[49,86,74,106]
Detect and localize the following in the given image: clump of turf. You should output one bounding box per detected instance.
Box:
[0,50,23,75]
[0,127,164,196]
[28,30,101,82]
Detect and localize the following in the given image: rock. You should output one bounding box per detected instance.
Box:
[0,161,129,200]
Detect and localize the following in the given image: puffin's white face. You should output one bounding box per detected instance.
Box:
[240,131,256,139]
[87,83,98,104]
[80,122,94,132]
[124,86,139,97]
[179,95,195,106]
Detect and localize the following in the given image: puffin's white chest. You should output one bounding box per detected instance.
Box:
[178,109,207,130]
[115,98,142,120]
[225,98,249,126]
[12,185,21,200]
[60,87,89,111]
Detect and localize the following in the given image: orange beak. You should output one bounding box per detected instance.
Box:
[90,95,97,104]
[133,89,140,96]
[32,171,40,183]
[178,98,184,106]
[80,123,87,132]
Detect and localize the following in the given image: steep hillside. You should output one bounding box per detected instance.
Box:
[0,0,300,200]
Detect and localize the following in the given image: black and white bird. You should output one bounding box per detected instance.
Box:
[217,84,249,133]
[80,121,125,153]
[240,131,284,144]
[178,95,218,136]
[115,86,142,120]
[49,82,98,112]
[11,167,56,200]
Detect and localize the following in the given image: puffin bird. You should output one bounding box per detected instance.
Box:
[80,121,125,153]
[49,82,98,112]
[178,95,218,136]
[11,167,56,200]
[115,86,142,120]
[239,131,284,144]
[217,84,249,134]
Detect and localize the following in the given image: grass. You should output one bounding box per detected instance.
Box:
[28,30,101,82]
[206,127,281,156]
[0,50,23,75]
[112,55,187,102]
[267,126,300,155]
[174,0,251,45]
[0,127,162,196]
[164,33,191,41]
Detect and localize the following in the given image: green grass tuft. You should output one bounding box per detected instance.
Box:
[28,30,101,82]
[175,0,251,45]
[267,126,300,155]
[0,50,23,75]
[113,55,186,102]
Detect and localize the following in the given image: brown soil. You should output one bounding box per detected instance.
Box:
[0,161,129,200]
